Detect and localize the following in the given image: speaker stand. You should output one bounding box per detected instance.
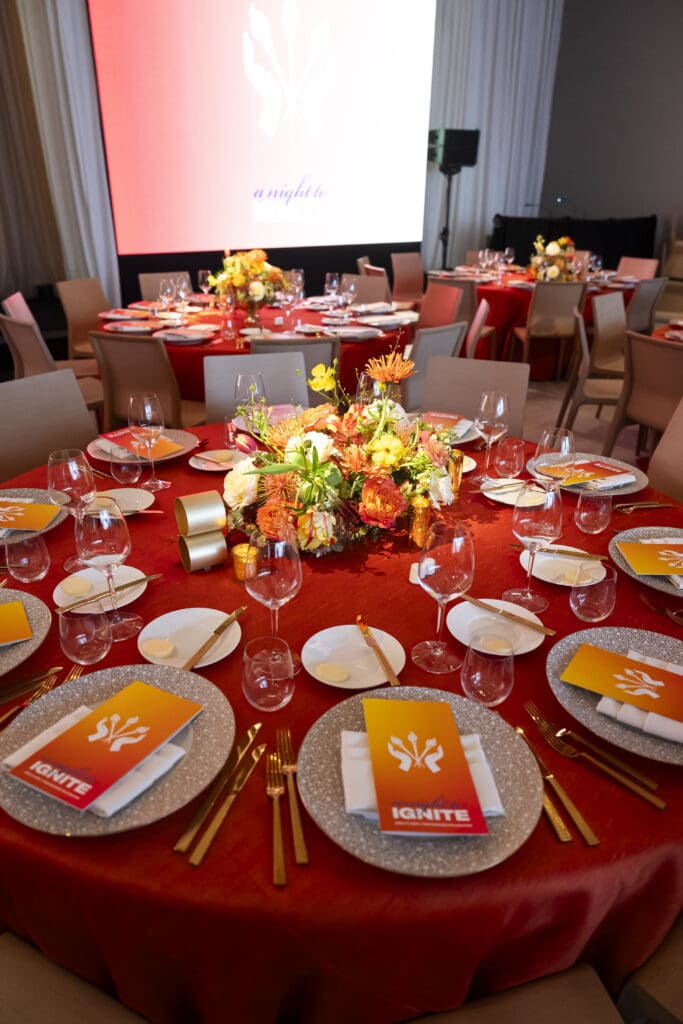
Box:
[438,164,461,270]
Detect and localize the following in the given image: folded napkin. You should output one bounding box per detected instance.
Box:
[95,437,139,458]
[597,650,683,744]
[108,322,153,333]
[0,496,32,539]
[327,326,383,340]
[639,536,683,590]
[665,330,683,342]
[341,730,504,821]
[2,705,185,816]
[349,301,394,315]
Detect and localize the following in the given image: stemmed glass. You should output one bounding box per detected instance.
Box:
[275,272,297,329]
[197,269,212,298]
[502,481,563,613]
[503,246,516,268]
[175,274,193,324]
[532,427,575,485]
[244,525,303,672]
[473,391,509,485]
[157,276,176,316]
[75,496,142,641]
[340,277,357,311]
[234,372,266,431]
[128,392,170,491]
[411,521,476,673]
[47,448,97,572]
[324,272,340,305]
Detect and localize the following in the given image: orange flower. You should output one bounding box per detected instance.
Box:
[298,404,338,431]
[358,476,406,528]
[262,471,298,500]
[266,416,307,451]
[256,497,293,539]
[340,443,374,476]
[365,351,415,384]
[419,430,450,468]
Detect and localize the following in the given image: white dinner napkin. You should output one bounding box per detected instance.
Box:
[0,496,32,539]
[348,301,394,315]
[326,326,383,340]
[596,650,683,743]
[2,705,185,816]
[108,322,153,333]
[638,537,683,590]
[340,730,504,822]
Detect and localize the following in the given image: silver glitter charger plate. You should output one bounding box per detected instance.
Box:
[0,664,235,835]
[610,527,683,597]
[297,686,543,878]
[88,429,199,464]
[526,452,648,496]
[0,488,68,544]
[0,590,51,677]
[546,627,683,764]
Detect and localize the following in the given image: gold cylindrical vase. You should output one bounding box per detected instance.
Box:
[175,491,227,536]
[179,531,228,572]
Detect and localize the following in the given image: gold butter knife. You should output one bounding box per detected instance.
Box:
[57,574,162,614]
[356,615,401,686]
[459,595,556,637]
[181,606,246,671]
[189,744,266,867]
[510,544,607,562]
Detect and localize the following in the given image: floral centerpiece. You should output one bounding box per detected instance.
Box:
[529,234,576,281]
[208,249,287,325]
[222,353,459,553]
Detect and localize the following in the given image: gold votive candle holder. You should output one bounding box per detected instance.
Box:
[231,542,258,582]
[408,495,431,548]
[175,490,227,536]
[449,449,464,501]
[179,531,228,572]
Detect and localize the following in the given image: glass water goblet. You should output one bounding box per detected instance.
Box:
[324,272,340,305]
[59,610,112,665]
[532,427,575,485]
[340,278,357,310]
[242,636,295,711]
[197,269,212,298]
[473,390,509,485]
[574,490,612,534]
[128,392,170,491]
[569,565,617,622]
[494,437,525,479]
[6,535,51,583]
[75,496,142,641]
[502,481,563,613]
[411,521,476,674]
[109,450,142,485]
[157,276,176,316]
[244,525,303,672]
[461,629,514,708]
[503,247,516,267]
[47,448,97,572]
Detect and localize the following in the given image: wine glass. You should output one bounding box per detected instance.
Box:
[502,481,563,613]
[244,525,303,671]
[128,393,170,491]
[411,521,476,673]
[234,372,266,430]
[532,427,575,484]
[75,496,142,640]
[324,272,340,304]
[340,277,357,310]
[197,269,212,298]
[175,274,193,324]
[473,391,509,485]
[503,246,516,268]
[157,276,176,315]
[47,448,97,572]
[461,629,514,708]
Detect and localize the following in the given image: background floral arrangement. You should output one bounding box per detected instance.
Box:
[208,248,287,309]
[223,353,457,553]
[529,234,576,281]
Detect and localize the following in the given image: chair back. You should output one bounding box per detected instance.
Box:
[664,250,683,281]
[465,250,479,267]
[0,314,56,377]
[403,323,467,411]
[647,396,683,502]
[89,331,184,430]
[624,332,683,432]
[616,257,658,279]
[2,291,37,325]
[203,352,309,420]
[340,274,388,306]
[416,282,462,329]
[356,256,370,275]
[0,370,97,481]
[362,265,392,302]
[527,282,586,338]
[626,277,667,334]
[250,339,340,408]
[138,271,192,302]
[56,278,109,359]
[421,355,530,437]
[465,299,491,358]
[590,291,627,375]
[390,252,424,305]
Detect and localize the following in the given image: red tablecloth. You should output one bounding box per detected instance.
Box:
[0,433,681,1024]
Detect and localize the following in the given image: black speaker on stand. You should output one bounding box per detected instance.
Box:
[428,129,480,270]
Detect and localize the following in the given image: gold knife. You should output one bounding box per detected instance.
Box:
[568,748,666,810]
[189,744,266,867]
[181,606,246,671]
[515,728,571,842]
[0,666,64,705]
[57,574,162,614]
[518,729,599,846]
[174,722,262,853]
[356,615,401,686]
[510,544,607,562]
[459,595,556,637]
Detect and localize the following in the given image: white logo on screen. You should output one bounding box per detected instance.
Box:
[243,0,336,137]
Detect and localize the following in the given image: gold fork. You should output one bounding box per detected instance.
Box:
[63,665,84,683]
[524,702,666,810]
[266,752,286,887]
[0,674,59,727]
[277,728,309,865]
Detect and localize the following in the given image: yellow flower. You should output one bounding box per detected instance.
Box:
[308,363,336,393]
[368,432,404,469]
[232,272,246,288]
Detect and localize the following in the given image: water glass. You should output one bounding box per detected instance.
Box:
[242,636,295,711]
[59,610,112,665]
[574,490,612,534]
[569,566,617,622]
[494,438,526,479]
[6,536,51,582]
[460,629,514,708]
[110,452,142,485]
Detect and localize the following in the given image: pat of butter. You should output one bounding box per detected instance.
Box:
[61,576,92,597]
[141,638,175,660]
[315,661,350,684]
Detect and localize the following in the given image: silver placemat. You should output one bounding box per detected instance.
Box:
[88,429,199,464]
[610,527,683,597]
[297,686,543,877]
[546,627,683,764]
[0,590,51,677]
[0,488,68,544]
[526,453,648,496]
[0,664,234,835]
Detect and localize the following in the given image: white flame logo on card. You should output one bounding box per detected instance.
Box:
[87,714,150,753]
[243,0,335,137]
[388,732,444,774]
[660,549,683,570]
[0,504,28,524]
[613,667,664,700]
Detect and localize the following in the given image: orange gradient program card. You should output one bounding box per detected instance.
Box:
[560,643,683,722]
[615,542,683,576]
[102,428,183,458]
[543,459,632,487]
[9,681,202,810]
[422,411,466,432]
[362,698,488,837]
[0,601,33,647]
[0,499,60,533]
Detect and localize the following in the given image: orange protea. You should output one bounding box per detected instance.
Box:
[262,471,298,500]
[265,415,308,451]
[358,476,406,528]
[339,443,375,476]
[256,497,294,539]
[419,430,450,468]
[298,404,338,431]
[365,351,415,384]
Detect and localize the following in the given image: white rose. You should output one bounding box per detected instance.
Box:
[545,241,560,256]
[248,280,265,301]
[223,457,259,509]
[546,264,561,280]
[285,431,335,463]
[429,469,454,508]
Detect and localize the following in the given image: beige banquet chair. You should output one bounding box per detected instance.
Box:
[625,277,667,334]
[645,396,683,503]
[362,264,392,303]
[0,370,98,481]
[390,252,424,308]
[416,282,463,330]
[509,280,586,377]
[602,331,683,456]
[0,315,103,415]
[402,322,467,412]
[138,270,191,302]
[356,255,370,275]
[89,331,206,431]
[421,355,530,438]
[203,352,309,420]
[340,273,390,306]
[250,338,340,408]
[56,277,110,360]
[465,298,497,358]
[616,256,659,279]
[556,311,623,432]
[2,291,98,377]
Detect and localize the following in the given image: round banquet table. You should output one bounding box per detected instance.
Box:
[0,429,682,1024]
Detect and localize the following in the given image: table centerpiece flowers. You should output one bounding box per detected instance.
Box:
[208,249,288,326]
[529,234,576,281]
[223,352,459,554]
